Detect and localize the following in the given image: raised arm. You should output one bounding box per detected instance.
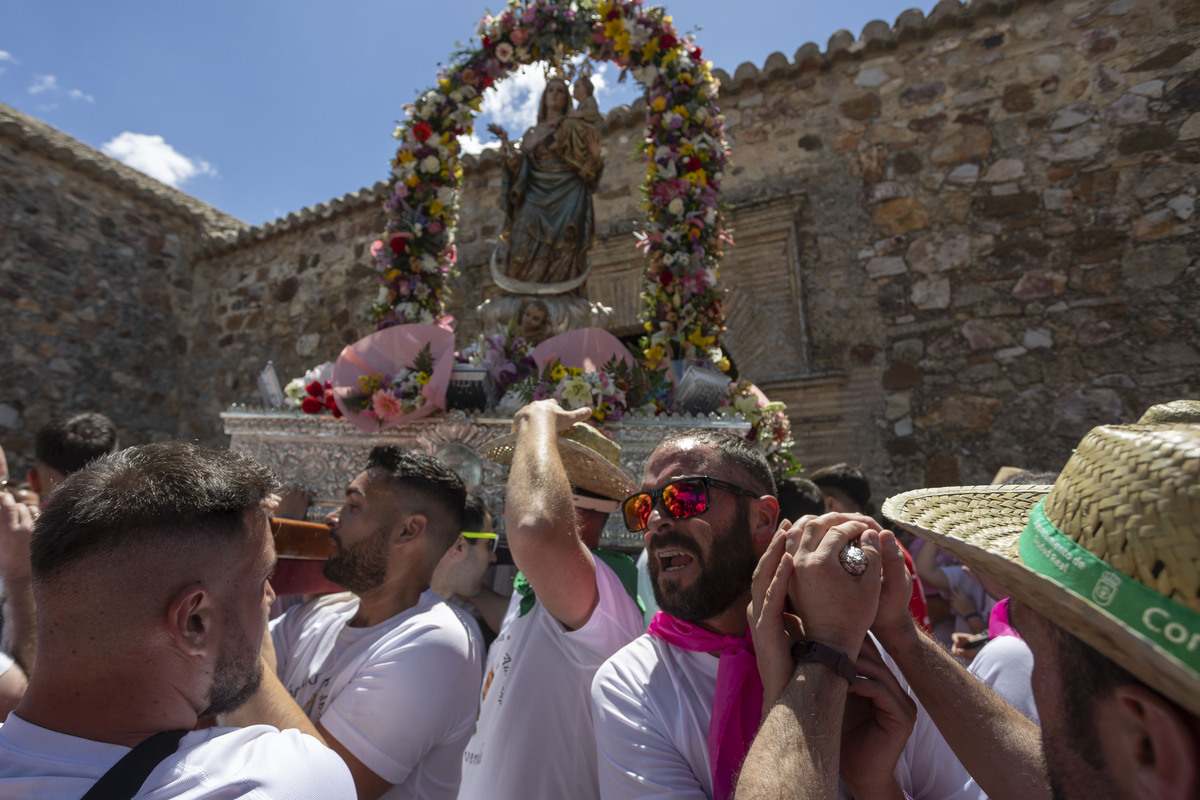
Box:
[871,536,1050,800]
[913,539,952,594]
[504,400,598,630]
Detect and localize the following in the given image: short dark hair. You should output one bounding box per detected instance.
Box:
[777,477,825,520]
[463,495,489,532]
[365,445,466,538]
[809,463,872,514]
[35,413,119,475]
[32,442,279,582]
[657,429,776,498]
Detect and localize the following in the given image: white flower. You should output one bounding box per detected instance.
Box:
[449,89,463,103]
[420,155,441,174]
[495,42,514,62]
[284,378,306,407]
[560,377,594,409]
[377,285,391,304]
[304,362,334,386]
[420,253,440,273]
[667,198,685,216]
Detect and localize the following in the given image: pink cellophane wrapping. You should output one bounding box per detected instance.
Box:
[332,324,456,434]
[530,328,633,373]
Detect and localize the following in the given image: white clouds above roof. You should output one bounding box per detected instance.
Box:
[29,74,58,94]
[100,132,216,188]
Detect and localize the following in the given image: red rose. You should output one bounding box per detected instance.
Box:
[685,156,703,173]
[480,73,494,90]
[659,269,674,286]
[413,122,432,142]
[332,406,344,419]
[389,235,408,254]
[605,9,621,20]
[306,381,323,398]
[325,393,338,410]
[301,397,324,414]
[660,33,677,50]
[691,46,703,61]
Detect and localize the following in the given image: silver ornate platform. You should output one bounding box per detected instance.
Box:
[222,406,751,549]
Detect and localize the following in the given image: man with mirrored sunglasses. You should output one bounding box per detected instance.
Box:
[591,429,982,800]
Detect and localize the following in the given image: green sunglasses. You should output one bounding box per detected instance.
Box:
[462,530,499,553]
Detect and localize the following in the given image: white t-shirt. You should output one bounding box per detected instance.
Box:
[635,549,660,628]
[0,651,12,678]
[0,713,355,798]
[592,633,984,800]
[968,635,1039,723]
[457,555,644,800]
[272,589,481,800]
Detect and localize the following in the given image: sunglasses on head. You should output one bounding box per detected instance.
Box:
[461,531,500,554]
[622,476,759,533]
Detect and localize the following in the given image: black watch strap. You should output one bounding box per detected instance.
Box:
[791,640,857,684]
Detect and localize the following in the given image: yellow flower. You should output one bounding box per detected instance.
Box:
[678,73,694,86]
[684,169,708,187]
[468,95,483,112]
[641,38,659,60]
[717,357,731,372]
[671,105,689,119]
[645,343,665,363]
[405,174,421,187]
[416,372,431,385]
[385,268,401,282]
[398,149,416,163]
[429,201,445,218]
[551,364,566,381]
[679,142,694,156]
[438,78,451,92]
[651,96,667,112]
[567,366,584,377]
[440,132,453,145]
[688,328,715,348]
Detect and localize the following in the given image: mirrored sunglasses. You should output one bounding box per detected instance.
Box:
[461,530,500,554]
[622,476,759,533]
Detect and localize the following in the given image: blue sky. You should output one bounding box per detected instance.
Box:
[2,1,937,226]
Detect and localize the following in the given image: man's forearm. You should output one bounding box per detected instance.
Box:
[734,664,847,800]
[879,626,1049,800]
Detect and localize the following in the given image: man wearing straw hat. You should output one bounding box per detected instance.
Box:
[738,401,1200,800]
[457,400,644,800]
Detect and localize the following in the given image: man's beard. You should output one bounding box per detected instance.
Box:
[322,523,390,595]
[202,633,265,716]
[648,500,756,624]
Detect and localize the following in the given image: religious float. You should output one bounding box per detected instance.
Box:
[222,0,800,550]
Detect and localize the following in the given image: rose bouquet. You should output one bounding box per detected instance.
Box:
[283,362,342,417]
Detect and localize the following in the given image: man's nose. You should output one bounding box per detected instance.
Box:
[324,508,339,527]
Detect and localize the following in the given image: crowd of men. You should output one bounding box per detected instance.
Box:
[0,399,1196,800]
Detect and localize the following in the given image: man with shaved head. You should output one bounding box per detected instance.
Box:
[0,441,354,797]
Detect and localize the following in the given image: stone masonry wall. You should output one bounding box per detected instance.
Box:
[2,0,1198,499]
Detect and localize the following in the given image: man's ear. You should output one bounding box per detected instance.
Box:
[1105,684,1198,800]
[396,513,427,546]
[751,496,780,555]
[168,584,214,657]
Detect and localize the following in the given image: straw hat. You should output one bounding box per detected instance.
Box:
[483,422,636,502]
[882,407,1200,716]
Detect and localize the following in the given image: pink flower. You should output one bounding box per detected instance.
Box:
[510,28,530,46]
[495,42,514,62]
[372,392,404,422]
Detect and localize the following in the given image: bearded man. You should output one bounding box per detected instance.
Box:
[591,430,982,800]
[229,446,481,800]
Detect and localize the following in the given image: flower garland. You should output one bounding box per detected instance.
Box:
[719,380,802,480]
[370,0,731,372]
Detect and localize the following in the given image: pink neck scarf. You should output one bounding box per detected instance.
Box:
[988,597,1020,640]
[647,610,763,800]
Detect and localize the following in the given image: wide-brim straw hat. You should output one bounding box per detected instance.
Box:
[484,421,636,501]
[883,402,1200,716]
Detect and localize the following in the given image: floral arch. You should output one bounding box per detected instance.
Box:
[370,0,732,374]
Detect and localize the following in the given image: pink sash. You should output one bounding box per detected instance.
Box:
[988,597,1020,639]
[647,611,763,800]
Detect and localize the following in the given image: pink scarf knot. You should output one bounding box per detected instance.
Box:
[647,610,763,800]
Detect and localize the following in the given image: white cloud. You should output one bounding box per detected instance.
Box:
[476,64,546,136]
[29,74,58,94]
[67,88,95,103]
[0,51,16,63]
[100,132,216,188]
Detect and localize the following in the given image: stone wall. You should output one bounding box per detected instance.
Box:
[2,0,1198,499]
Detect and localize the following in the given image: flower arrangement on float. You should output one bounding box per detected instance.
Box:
[514,355,667,423]
[342,343,437,425]
[283,362,342,417]
[369,0,732,375]
[719,380,802,480]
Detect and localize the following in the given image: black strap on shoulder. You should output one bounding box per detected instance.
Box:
[81,729,188,800]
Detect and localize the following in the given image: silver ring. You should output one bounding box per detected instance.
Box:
[839,542,868,576]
